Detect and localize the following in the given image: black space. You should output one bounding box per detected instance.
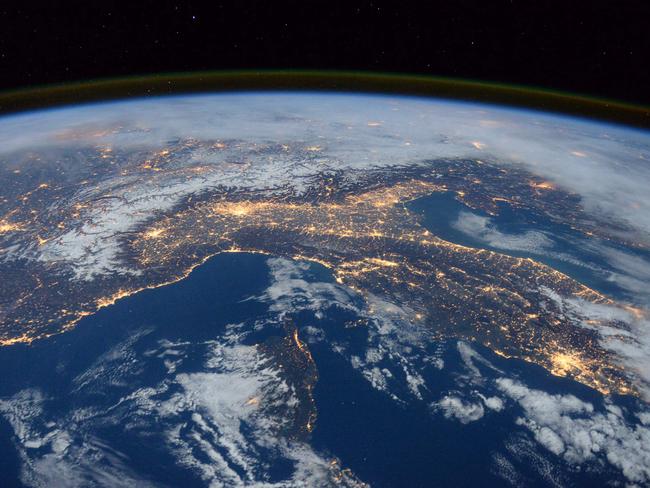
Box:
[1,1,649,105]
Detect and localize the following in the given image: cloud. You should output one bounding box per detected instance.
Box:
[490,452,525,487]
[260,257,428,403]
[450,211,613,276]
[3,93,648,347]
[496,377,650,485]
[143,336,367,487]
[0,327,367,487]
[434,395,486,424]
[260,258,362,317]
[502,434,567,487]
[598,245,650,305]
[3,92,650,248]
[540,287,650,400]
[480,394,505,412]
[0,390,158,488]
[457,341,503,379]
[433,390,505,424]
[452,211,554,254]
[432,343,505,424]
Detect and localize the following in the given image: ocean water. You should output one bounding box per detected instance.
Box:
[0,253,272,486]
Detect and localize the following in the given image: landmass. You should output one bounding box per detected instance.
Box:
[0,139,646,399]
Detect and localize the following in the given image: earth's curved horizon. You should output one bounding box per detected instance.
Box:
[2,71,650,129]
[1,91,649,487]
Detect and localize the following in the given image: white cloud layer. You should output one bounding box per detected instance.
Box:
[435,395,486,424]
[541,287,650,401]
[599,246,650,304]
[0,328,366,487]
[452,211,554,254]
[2,93,650,283]
[2,92,649,244]
[260,258,361,318]
[0,389,158,488]
[259,257,430,404]
[497,378,650,485]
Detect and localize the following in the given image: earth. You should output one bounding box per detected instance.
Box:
[0,92,649,487]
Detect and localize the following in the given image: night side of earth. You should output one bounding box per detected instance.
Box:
[0,92,650,487]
